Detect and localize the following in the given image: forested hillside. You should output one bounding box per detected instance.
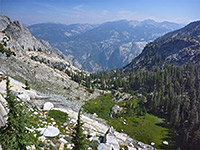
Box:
[124,20,200,71]
[66,64,200,149]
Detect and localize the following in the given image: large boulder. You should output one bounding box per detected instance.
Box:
[97,143,115,150]
[17,93,30,101]
[98,127,120,150]
[37,126,60,137]
[43,102,54,111]
[110,105,123,118]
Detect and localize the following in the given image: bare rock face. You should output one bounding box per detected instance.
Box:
[0,14,49,53]
[0,14,82,69]
[0,15,12,31]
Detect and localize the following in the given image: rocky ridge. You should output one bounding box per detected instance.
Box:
[124,20,200,71]
[0,14,82,69]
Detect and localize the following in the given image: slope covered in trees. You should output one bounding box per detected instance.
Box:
[67,64,200,149]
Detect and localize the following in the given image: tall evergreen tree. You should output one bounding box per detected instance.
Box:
[71,108,88,150]
[0,76,34,150]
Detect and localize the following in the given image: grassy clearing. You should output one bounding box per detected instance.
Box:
[83,93,171,149]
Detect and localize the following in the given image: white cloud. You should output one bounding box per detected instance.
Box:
[73,5,83,10]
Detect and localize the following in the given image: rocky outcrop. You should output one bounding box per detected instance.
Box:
[112,91,133,103]
[0,15,49,54]
[98,127,120,150]
[0,14,82,69]
[110,105,123,118]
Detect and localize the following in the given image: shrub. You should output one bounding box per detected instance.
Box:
[25,80,31,90]
[48,110,68,123]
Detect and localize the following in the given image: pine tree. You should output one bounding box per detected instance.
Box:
[71,109,88,150]
[25,80,30,90]
[0,76,34,150]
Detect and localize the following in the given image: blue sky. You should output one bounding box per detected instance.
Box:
[0,0,199,25]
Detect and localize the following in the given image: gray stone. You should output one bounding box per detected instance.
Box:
[38,136,46,142]
[127,146,137,150]
[43,126,60,137]
[37,126,60,137]
[163,141,168,145]
[58,138,68,144]
[102,127,120,150]
[67,144,73,149]
[97,143,115,150]
[26,145,36,150]
[0,94,6,104]
[0,104,6,127]
[11,91,23,96]
[110,105,123,118]
[59,143,64,150]
[17,93,30,101]
[43,102,54,111]
[0,102,7,116]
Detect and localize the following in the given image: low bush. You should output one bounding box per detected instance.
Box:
[48,110,68,123]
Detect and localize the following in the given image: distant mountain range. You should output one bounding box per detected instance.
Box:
[28,20,182,72]
[124,20,200,71]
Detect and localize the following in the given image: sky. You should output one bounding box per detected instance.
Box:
[0,0,199,25]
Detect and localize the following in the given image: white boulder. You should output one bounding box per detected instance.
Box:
[26,145,36,150]
[38,136,46,142]
[163,141,168,145]
[43,102,54,111]
[67,144,73,149]
[151,142,155,146]
[59,143,64,150]
[37,126,60,137]
[127,146,137,150]
[98,143,115,150]
[17,94,30,101]
[43,126,60,137]
[58,138,68,144]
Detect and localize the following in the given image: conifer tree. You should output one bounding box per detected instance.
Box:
[71,108,88,150]
[0,76,34,150]
[25,80,30,90]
